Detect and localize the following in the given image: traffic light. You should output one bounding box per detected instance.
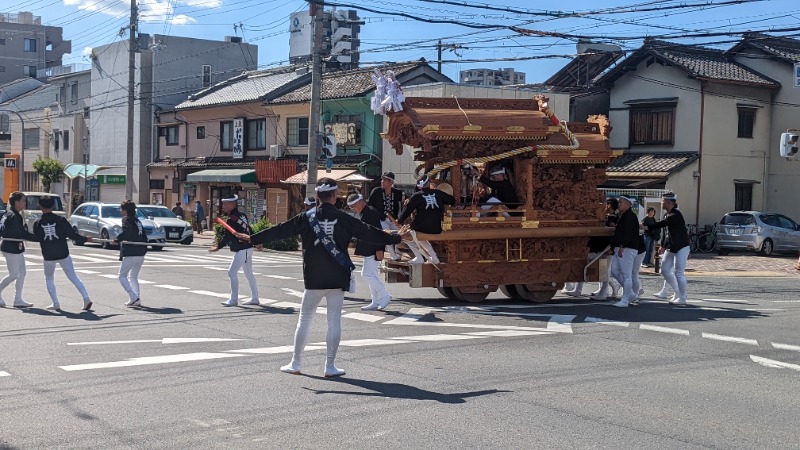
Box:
[779,132,799,159]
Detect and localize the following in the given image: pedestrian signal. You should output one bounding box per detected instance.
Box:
[779,132,799,159]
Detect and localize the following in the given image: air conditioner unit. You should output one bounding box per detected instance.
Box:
[269,144,285,159]
[779,132,799,159]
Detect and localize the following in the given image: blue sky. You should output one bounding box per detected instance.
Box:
[14,0,800,83]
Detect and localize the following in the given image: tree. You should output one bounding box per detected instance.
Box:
[32,158,66,193]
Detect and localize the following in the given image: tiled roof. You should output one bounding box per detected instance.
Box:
[0,78,45,103]
[598,39,779,88]
[607,151,698,178]
[730,33,800,63]
[270,61,433,104]
[175,67,309,110]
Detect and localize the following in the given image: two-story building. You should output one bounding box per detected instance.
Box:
[596,38,779,225]
[728,33,800,220]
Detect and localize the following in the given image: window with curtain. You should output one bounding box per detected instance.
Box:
[734,183,753,211]
[220,121,233,151]
[737,108,756,138]
[246,119,266,150]
[287,117,309,146]
[629,107,675,145]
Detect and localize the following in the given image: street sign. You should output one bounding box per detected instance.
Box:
[4,158,16,168]
[232,118,244,159]
[795,63,800,88]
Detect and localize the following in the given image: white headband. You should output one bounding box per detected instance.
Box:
[303,197,315,206]
[490,168,506,176]
[315,183,338,192]
[662,193,677,201]
[417,176,429,188]
[221,195,239,202]
[346,195,363,206]
[619,195,634,204]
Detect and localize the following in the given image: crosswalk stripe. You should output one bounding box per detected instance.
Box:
[97,274,154,284]
[69,255,112,263]
[154,285,190,290]
[342,312,384,322]
[0,371,10,377]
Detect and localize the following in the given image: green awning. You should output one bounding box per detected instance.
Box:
[186,169,256,183]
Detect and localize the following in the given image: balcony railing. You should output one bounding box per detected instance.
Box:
[37,64,91,79]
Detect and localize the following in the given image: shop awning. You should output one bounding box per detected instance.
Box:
[63,163,127,179]
[186,169,257,183]
[282,169,359,185]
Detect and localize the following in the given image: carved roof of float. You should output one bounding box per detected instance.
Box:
[384,96,612,158]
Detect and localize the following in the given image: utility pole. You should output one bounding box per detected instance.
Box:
[437,40,442,73]
[305,0,324,199]
[125,0,137,201]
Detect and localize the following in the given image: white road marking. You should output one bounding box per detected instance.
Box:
[585,317,631,327]
[342,312,384,322]
[154,285,190,290]
[281,288,304,298]
[465,330,551,337]
[639,324,690,336]
[772,342,800,352]
[338,338,413,347]
[69,255,112,263]
[188,290,247,299]
[700,298,750,304]
[75,269,101,274]
[701,333,758,346]
[773,300,800,303]
[389,334,485,342]
[228,345,325,354]
[0,371,10,377]
[60,352,245,371]
[68,338,244,346]
[383,307,569,333]
[97,274,154,284]
[271,302,301,309]
[546,315,576,334]
[265,275,294,280]
[750,355,800,372]
[203,267,228,271]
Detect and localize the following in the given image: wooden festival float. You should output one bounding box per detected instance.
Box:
[382,96,619,303]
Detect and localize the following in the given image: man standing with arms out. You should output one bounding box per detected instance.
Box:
[194,200,205,232]
[644,192,691,305]
[237,178,403,377]
[115,201,148,308]
[396,175,455,264]
[210,195,259,307]
[171,202,184,219]
[0,192,37,308]
[641,207,659,267]
[34,196,93,311]
[367,172,404,260]
[609,196,641,308]
[347,193,392,311]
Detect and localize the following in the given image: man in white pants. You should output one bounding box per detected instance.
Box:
[33,196,93,311]
[114,201,149,307]
[347,194,392,311]
[239,178,403,377]
[210,195,259,307]
[0,191,38,308]
[610,196,641,308]
[644,192,691,305]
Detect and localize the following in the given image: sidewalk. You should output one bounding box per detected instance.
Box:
[642,252,800,278]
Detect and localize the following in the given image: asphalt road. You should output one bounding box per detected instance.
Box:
[1,242,799,449]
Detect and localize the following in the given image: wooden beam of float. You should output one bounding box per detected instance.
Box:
[410,226,613,241]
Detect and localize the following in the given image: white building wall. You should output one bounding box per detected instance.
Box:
[733,48,800,220]
[608,60,702,151]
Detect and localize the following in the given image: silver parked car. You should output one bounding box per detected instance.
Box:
[716,211,800,256]
[69,202,166,250]
[138,205,193,245]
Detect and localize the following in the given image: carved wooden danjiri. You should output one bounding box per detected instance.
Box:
[383,96,617,303]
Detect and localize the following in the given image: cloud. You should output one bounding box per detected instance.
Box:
[62,0,215,25]
[169,14,197,25]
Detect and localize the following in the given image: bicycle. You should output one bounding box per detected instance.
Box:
[687,224,700,253]
[697,223,718,253]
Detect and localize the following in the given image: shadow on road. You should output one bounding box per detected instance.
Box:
[20,308,121,321]
[131,306,183,315]
[302,377,510,404]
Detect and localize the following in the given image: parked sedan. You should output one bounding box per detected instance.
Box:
[138,205,193,245]
[69,202,166,250]
[716,211,800,256]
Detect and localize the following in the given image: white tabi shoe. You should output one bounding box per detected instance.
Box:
[669,297,688,306]
[13,300,33,308]
[377,295,392,310]
[220,299,238,307]
[324,366,346,378]
[612,299,630,308]
[564,290,583,298]
[653,292,670,300]
[361,302,380,311]
[45,303,61,311]
[280,362,301,375]
[241,299,260,306]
